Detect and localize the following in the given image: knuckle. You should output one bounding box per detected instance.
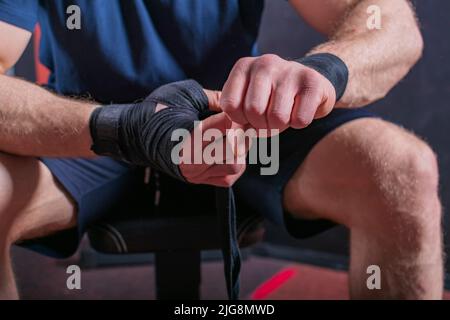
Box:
[291,116,312,129]
[268,109,289,126]
[259,54,281,64]
[220,97,240,112]
[246,103,265,117]
[234,57,253,71]
[238,56,254,65]
[252,54,281,73]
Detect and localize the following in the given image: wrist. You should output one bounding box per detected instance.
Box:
[295,53,349,102]
[89,104,131,159]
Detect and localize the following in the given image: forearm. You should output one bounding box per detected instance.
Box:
[0,74,96,157]
[309,0,423,108]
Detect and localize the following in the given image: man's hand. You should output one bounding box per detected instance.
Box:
[90,81,251,188]
[179,112,249,188]
[220,54,336,131]
[289,0,423,108]
[179,89,250,187]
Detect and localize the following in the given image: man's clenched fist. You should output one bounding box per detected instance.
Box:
[220,54,337,131]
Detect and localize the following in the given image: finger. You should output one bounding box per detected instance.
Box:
[184,113,244,173]
[203,89,222,112]
[313,99,333,120]
[181,113,230,176]
[266,81,296,131]
[244,71,272,129]
[201,129,250,167]
[180,113,230,176]
[226,134,252,160]
[198,166,246,187]
[202,175,243,188]
[201,162,245,178]
[290,87,322,129]
[197,112,232,136]
[199,112,248,149]
[313,86,336,119]
[182,134,248,181]
[220,58,252,125]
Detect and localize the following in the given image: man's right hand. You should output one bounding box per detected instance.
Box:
[90,80,252,188]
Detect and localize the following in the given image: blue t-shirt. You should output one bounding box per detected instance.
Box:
[0,0,264,103]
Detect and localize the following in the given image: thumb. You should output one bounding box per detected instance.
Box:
[196,113,251,160]
[198,112,232,136]
[203,89,222,112]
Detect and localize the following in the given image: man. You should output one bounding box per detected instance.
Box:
[0,0,441,300]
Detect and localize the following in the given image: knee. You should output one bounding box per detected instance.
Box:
[375,139,438,212]
[0,152,37,245]
[402,141,439,198]
[362,133,441,243]
[0,155,14,246]
[0,153,16,212]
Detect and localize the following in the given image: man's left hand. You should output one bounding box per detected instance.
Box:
[220,54,336,131]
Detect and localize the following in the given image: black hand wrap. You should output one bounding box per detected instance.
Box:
[89,80,209,181]
[89,79,241,300]
[295,53,349,101]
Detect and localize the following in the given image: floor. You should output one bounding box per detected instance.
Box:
[11,242,450,300]
[12,244,282,300]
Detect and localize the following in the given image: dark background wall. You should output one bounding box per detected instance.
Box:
[13,0,450,272]
[257,0,450,271]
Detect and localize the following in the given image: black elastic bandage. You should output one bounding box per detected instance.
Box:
[89,80,209,181]
[295,53,349,101]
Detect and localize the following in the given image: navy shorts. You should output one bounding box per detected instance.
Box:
[21,108,376,258]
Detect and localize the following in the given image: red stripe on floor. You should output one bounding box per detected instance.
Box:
[250,264,450,300]
[251,267,297,300]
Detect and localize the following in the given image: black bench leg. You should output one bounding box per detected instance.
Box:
[155,250,201,300]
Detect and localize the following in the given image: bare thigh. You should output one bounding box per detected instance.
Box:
[282,117,438,229]
[0,152,76,244]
